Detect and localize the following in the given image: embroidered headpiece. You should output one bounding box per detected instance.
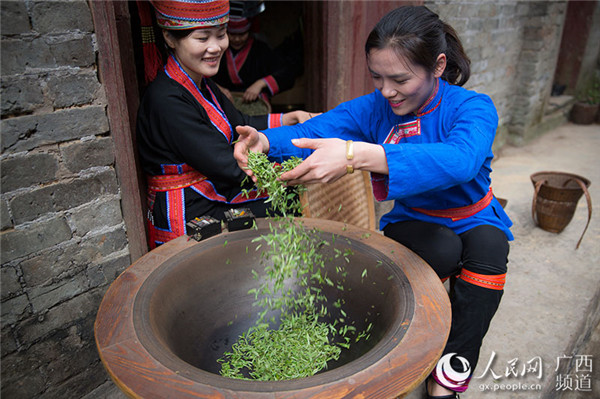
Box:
[227,16,251,34]
[151,0,229,30]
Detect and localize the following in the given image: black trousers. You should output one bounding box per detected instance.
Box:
[383,221,509,377]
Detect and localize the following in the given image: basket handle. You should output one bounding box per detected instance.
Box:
[568,177,592,250]
[531,179,546,226]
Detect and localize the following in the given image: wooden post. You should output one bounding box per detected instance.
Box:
[90,1,148,261]
[304,1,422,112]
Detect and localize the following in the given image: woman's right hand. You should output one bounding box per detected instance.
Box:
[234,125,270,181]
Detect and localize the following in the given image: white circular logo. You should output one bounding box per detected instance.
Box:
[436,353,471,389]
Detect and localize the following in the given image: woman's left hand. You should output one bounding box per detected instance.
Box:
[243,80,266,102]
[280,137,348,185]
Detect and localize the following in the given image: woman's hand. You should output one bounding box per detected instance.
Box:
[280,138,389,186]
[243,80,267,102]
[233,125,270,181]
[280,137,348,185]
[282,111,322,125]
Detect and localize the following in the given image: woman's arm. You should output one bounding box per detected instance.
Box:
[234,93,388,185]
[280,138,388,185]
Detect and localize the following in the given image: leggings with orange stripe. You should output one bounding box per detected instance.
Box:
[383,221,509,390]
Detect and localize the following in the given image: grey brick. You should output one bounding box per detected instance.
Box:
[87,252,131,290]
[10,168,118,224]
[47,71,101,109]
[1,35,94,75]
[20,242,96,287]
[1,266,22,300]
[86,264,106,289]
[0,217,72,263]
[19,226,128,289]
[1,75,45,117]
[45,351,100,392]
[43,359,108,399]
[48,34,95,68]
[1,105,109,154]
[70,198,122,237]
[1,198,12,231]
[81,227,128,258]
[28,273,89,313]
[1,152,59,193]
[1,294,30,325]
[1,326,18,357]
[477,3,497,18]
[0,324,98,396]
[31,0,93,34]
[95,252,131,284]
[60,136,115,173]
[0,113,37,153]
[527,2,550,17]
[0,351,47,398]
[1,38,54,75]
[0,0,31,35]
[15,289,102,344]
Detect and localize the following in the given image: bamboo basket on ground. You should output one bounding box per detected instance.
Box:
[530,171,592,249]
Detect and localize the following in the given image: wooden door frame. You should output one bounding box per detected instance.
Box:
[304,1,420,111]
[90,1,148,261]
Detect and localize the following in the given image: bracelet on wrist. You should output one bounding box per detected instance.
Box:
[346,140,354,174]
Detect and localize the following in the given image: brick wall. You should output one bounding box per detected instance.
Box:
[426,1,568,147]
[0,1,131,397]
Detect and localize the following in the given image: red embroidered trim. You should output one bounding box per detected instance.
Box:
[147,186,186,249]
[165,55,232,143]
[148,170,206,192]
[263,75,279,95]
[226,37,254,86]
[384,119,421,144]
[416,78,440,116]
[268,113,283,128]
[148,219,180,249]
[152,0,229,23]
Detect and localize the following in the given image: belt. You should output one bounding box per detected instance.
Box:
[411,188,494,221]
[147,170,206,192]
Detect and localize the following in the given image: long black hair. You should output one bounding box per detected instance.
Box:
[365,6,470,86]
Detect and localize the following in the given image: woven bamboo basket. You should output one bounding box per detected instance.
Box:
[301,171,376,231]
[231,92,271,116]
[530,171,592,249]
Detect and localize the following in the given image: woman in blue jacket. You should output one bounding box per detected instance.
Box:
[234,6,512,398]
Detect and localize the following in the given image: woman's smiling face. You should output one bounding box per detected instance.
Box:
[367,47,445,116]
[163,25,229,83]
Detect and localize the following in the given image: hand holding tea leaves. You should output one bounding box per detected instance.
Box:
[233,125,271,181]
[242,150,305,216]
